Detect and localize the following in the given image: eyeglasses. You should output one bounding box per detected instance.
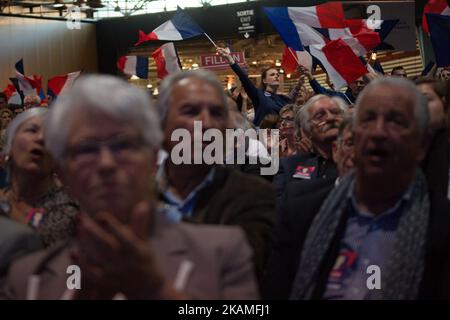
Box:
[65,135,147,165]
[280,116,294,123]
[310,108,343,125]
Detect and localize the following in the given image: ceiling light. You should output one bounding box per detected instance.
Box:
[275,60,281,67]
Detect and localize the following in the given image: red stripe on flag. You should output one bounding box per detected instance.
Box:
[48,75,68,96]
[322,39,368,84]
[117,56,126,71]
[423,0,450,34]
[134,30,158,46]
[281,46,299,74]
[4,83,17,99]
[347,19,381,52]
[151,46,168,79]
[316,2,347,28]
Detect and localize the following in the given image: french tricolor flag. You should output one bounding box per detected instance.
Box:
[135,6,205,46]
[264,3,396,89]
[47,71,81,98]
[117,56,149,79]
[422,0,450,34]
[151,43,181,79]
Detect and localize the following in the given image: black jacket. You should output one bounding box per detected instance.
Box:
[273,153,338,200]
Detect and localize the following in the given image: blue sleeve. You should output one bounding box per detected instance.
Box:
[230,63,260,110]
[309,78,334,95]
[309,79,351,103]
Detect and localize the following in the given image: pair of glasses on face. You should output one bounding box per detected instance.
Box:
[310,109,343,125]
[65,135,146,164]
[280,117,294,124]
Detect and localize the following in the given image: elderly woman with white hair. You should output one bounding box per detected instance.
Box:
[0,108,79,247]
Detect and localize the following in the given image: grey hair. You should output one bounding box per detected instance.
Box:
[156,68,229,125]
[4,107,48,156]
[44,74,162,162]
[299,94,349,133]
[279,103,300,117]
[355,76,429,133]
[337,115,354,143]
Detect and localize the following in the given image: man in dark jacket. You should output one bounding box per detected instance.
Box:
[264,116,355,299]
[265,77,450,300]
[273,94,348,199]
[156,69,275,287]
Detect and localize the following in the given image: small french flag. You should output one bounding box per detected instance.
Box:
[47,71,81,98]
[135,6,204,46]
[117,56,149,79]
[151,43,181,79]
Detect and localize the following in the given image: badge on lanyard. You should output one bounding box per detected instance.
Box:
[26,208,46,229]
[292,165,316,179]
[327,247,358,290]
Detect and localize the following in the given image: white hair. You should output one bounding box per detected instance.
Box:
[299,94,348,133]
[4,107,47,156]
[355,76,429,133]
[44,74,162,162]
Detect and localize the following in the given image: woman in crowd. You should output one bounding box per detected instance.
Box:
[0,107,13,152]
[415,77,449,196]
[217,46,300,126]
[279,104,300,158]
[0,108,78,247]
[416,77,447,130]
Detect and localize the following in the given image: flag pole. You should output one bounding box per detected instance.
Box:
[204,33,218,48]
[287,47,301,66]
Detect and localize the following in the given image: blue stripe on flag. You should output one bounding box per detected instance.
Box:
[263,7,304,51]
[15,59,25,75]
[427,13,450,67]
[136,56,149,79]
[171,6,205,40]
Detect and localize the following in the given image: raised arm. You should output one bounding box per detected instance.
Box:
[217,47,260,110]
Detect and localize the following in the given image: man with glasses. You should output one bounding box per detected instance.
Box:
[264,116,355,299]
[273,94,348,199]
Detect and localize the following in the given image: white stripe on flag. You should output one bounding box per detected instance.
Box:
[288,6,322,28]
[309,44,347,90]
[293,23,326,46]
[161,43,181,74]
[296,50,313,71]
[153,20,183,40]
[60,71,81,95]
[442,6,450,16]
[123,56,137,76]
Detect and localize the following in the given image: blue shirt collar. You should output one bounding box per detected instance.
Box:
[347,179,414,219]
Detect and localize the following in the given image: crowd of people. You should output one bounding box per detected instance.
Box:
[0,50,449,300]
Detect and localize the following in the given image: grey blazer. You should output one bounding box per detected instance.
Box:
[0,216,43,280]
[2,214,258,300]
